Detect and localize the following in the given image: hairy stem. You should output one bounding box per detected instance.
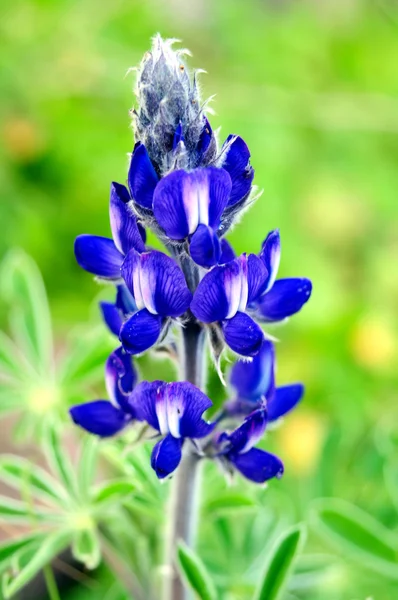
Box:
[163,321,205,600]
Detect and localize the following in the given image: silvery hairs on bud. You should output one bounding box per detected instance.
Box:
[131,35,217,175]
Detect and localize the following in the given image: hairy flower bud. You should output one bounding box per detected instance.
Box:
[132,35,217,175]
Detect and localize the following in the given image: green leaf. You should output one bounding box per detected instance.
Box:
[253,523,307,600]
[203,493,256,516]
[59,326,114,386]
[93,480,136,507]
[72,528,101,570]
[177,541,218,600]
[0,332,30,383]
[0,532,46,570]
[310,498,398,579]
[77,437,99,502]
[0,250,53,374]
[43,425,77,499]
[0,495,57,523]
[0,454,69,507]
[2,529,71,598]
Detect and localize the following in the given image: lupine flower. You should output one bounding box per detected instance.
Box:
[74,182,146,280]
[253,229,312,322]
[227,340,304,420]
[215,408,284,484]
[190,253,268,356]
[119,249,192,354]
[70,347,137,437]
[100,284,137,337]
[130,381,214,479]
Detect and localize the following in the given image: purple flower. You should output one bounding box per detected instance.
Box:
[69,347,137,437]
[128,131,254,268]
[153,167,231,268]
[216,408,284,484]
[253,230,312,322]
[119,249,192,355]
[74,182,146,280]
[228,340,304,421]
[130,381,214,479]
[100,284,137,337]
[190,253,268,356]
[219,135,254,208]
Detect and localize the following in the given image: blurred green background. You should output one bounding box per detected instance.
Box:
[1,0,398,598]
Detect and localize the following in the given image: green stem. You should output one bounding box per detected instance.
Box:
[43,564,61,600]
[162,321,206,600]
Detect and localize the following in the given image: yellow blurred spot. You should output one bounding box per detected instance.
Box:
[277,410,325,476]
[27,384,61,414]
[70,512,95,531]
[350,316,396,370]
[3,117,44,161]
[303,183,370,245]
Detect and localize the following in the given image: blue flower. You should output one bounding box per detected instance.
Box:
[216,408,284,484]
[100,284,137,337]
[119,249,192,354]
[130,381,214,479]
[74,182,146,280]
[190,253,268,356]
[253,229,312,322]
[70,347,137,437]
[128,130,254,268]
[228,340,304,421]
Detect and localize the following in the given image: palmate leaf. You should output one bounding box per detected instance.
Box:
[177,541,218,600]
[0,494,59,523]
[253,524,307,600]
[0,454,69,508]
[77,436,99,503]
[43,424,78,500]
[92,479,136,508]
[59,325,115,387]
[2,529,72,599]
[0,250,54,375]
[0,532,47,571]
[72,528,101,570]
[202,493,257,517]
[310,498,398,580]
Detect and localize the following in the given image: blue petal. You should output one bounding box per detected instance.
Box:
[247,254,268,303]
[129,380,163,431]
[256,278,312,322]
[105,346,137,409]
[130,381,214,439]
[74,235,123,279]
[109,182,146,255]
[230,340,275,402]
[116,284,137,316]
[128,143,159,209]
[151,434,183,479]
[189,224,221,268]
[70,400,129,437]
[173,122,184,150]
[122,249,192,318]
[191,258,243,323]
[167,382,214,439]
[260,230,281,293]
[153,167,231,240]
[219,239,236,264]
[221,135,254,207]
[268,383,304,422]
[222,312,264,357]
[119,309,162,354]
[230,448,284,483]
[226,408,267,454]
[196,117,212,159]
[100,302,122,336]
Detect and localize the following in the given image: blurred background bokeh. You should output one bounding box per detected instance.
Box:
[1,0,398,598]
